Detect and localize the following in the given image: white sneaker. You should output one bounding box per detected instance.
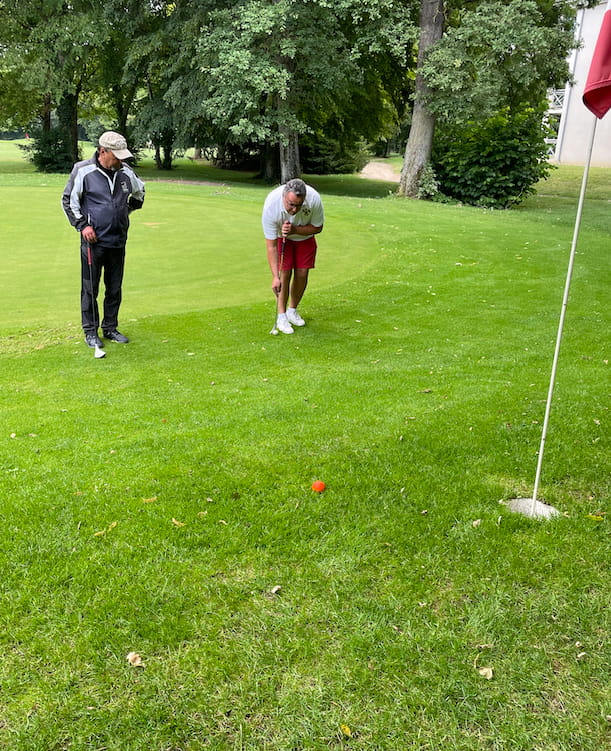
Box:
[287,308,306,327]
[276,314,294,334]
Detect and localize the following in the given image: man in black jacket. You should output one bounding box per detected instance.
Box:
[62,131,145,349]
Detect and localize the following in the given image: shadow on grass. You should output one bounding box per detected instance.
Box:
[136,157,400,200]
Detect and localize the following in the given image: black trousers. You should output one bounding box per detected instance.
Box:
[80,240,126,334]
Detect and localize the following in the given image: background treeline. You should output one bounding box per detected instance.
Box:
[0,0,600,206]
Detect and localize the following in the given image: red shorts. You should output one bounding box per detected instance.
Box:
[277,237,317,270]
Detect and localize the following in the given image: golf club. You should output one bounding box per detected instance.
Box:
[87,245,106,359]
[270,235,286,335]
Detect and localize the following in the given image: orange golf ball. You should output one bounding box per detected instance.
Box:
[311,480,326,492]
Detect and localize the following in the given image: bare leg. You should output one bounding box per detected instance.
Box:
[289,268,309,309]
[277,269,293,314]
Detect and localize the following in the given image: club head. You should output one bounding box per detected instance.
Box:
[94,345,106,359]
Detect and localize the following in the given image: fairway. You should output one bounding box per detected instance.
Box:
[0,153,609,750]
[1,176,384,335]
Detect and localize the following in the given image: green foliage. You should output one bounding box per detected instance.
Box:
[432,106,553,208]
[0,0,593,180]
[300,132,370,174]
[416,161,441,200]
[19,126,78,173]
[160,0,415,175]
[422,0,578,124]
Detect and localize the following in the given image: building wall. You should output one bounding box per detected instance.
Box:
[553,1,611,167]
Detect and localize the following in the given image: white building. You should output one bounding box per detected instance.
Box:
[550,1,611,167]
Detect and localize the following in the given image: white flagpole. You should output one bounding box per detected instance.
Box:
[529,116,598,516]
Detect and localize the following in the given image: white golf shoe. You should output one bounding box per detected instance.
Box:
[287,308,306,327]
[276,314,294,334]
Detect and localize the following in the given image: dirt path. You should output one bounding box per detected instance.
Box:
[360,160,401,182]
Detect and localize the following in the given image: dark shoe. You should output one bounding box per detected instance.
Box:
[104,329,129,343]
[85,333,104,349]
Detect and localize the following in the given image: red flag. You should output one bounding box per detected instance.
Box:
[583,6,611,118]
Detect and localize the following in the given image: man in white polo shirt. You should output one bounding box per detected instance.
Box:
[262,178,324,334]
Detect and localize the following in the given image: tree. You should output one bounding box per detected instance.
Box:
[165,0,416,180]
[398,0,444,197]
[99,0,182,163]
[398,0,600,201]
[0,0,105,165]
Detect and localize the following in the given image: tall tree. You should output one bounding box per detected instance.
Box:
[167,0,416,180]
[0,0,104,162]
[398,0,599,199]
[399,0,444,197]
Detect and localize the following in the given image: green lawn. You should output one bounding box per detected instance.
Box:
[0,141,609,750]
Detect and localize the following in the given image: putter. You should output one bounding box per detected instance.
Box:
[87,245,106,359]
[270,236,286,335]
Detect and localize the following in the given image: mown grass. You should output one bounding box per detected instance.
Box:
[0,140,609,750]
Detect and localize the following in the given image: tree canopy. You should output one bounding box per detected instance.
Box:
[0,0,595,203]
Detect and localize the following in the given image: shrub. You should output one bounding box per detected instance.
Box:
[432,106,553,208]
[19,126,77,173]
[300,133,371,175]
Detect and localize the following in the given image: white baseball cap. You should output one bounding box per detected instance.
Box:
[99,131,133,160]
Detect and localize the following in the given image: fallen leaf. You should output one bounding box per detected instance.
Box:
[270,585,282,595]
[126,651,145,667]
[478,666,494,680]
[340,724,352,738]
[142,496,157,503]
[472,519,482,528]
[94,521,118,537]
[172,518,186,527]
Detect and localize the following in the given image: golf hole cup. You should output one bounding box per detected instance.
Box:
[311,480,326,493]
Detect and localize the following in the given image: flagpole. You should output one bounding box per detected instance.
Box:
[507,1,609,518]
[528,116,598,516]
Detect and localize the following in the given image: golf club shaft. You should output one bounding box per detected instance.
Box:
[87,245,105,357]
[270,236,286,334]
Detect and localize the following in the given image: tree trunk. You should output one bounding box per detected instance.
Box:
[398,0,445,198]
[41,93,52,133]
[260,143,280,182]
[279,129,300,182]
[57,90,80,164]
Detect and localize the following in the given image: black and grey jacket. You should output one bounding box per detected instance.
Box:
[61,152,145,247]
